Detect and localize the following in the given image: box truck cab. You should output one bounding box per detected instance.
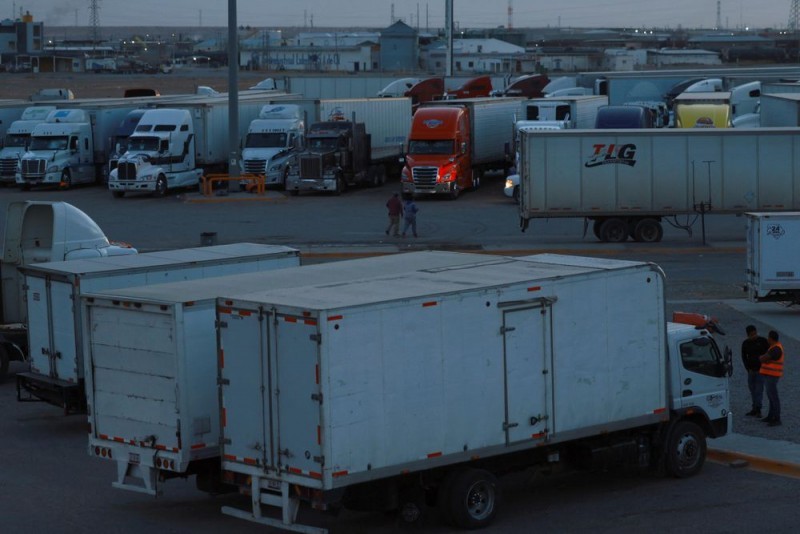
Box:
[402,106,474,199]
[16,109,95,189]
[241,104,305,188]
[0,106,55,184]
[107,108,202,198]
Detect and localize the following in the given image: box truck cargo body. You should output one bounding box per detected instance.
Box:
[517,128,800,242]
[745,212,800,303]
[82,251,491,495]
[218,254,730,532]
[17,243,299,413]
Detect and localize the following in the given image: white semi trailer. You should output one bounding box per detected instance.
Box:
[17,244,299,413]
[217,253,731,533]
[744,212,800,303]
[517,127,800,242]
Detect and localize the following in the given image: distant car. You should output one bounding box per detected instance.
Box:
[504,174,520,202]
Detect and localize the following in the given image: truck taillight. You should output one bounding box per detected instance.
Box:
[94,446,112,459]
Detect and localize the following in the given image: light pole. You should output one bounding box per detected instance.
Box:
[227,0,240,188]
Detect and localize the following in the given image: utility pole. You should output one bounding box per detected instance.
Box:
[89,0,101,51]
[227,0,240,188]
[445,0,453,77]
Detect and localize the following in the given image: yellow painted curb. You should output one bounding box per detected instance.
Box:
[708,449,800,480]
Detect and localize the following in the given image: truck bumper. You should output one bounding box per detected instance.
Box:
[17,172,61,186]
[110,181,155,192]
[402,180,457,196]
[286,178,337,193]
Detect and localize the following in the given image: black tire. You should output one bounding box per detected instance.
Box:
[0,345,9,380]
[445,468,499,530]
[599,218,628,243]
[449,185,460,201]
[111,191,125,198]
[153,175,168,197]
[59,169,71,190]
[665,420,707,478]
[334,175,344,196]
[633,218,664,243]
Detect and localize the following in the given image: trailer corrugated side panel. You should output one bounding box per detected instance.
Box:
[520,128,800,218]
[318,98,411,160]
[221,255,666,489]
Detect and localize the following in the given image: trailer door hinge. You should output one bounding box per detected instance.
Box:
[313,455,325,465]
[221,438,231,445]
[309,333,322,344]
[311,393,323,404]
[216,320,228,329]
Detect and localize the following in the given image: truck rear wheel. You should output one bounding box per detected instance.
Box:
[599,218,627,243]
[633,218,663,243]
[665,420,707,478]
[444,468,499,529]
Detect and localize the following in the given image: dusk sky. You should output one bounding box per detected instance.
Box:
[21,1,798,31]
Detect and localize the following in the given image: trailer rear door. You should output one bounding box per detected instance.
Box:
[502,301,553,444]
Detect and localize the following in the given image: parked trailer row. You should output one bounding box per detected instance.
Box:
[517,127,800,242]
[77,251,730,533]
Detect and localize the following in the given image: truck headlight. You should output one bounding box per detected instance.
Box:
[269,163,283,172]
[47,165,59,173]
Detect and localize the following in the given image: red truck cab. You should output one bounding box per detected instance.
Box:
[405,78,444,113]
[401,106,476,199]
[444,75,493,99]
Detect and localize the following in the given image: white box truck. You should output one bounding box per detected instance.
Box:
[218,254,731,533]
[745,212,800,303]
[16,243,299,413]
[82,251,491,496]
[517,127,800,242]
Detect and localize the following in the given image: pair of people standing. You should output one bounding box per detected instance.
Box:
[741,326,784,426]
[385,193,419,238]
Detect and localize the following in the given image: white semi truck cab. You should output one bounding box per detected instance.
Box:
[107,108,202,198]
[240,104,304,188]
[0,106,55,184]
[16,109,95,189]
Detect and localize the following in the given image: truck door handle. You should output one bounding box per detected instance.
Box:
[682,389,693,397]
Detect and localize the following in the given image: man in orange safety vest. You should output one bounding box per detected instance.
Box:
[759,330,784,427]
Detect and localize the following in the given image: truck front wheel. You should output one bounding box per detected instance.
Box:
[154,175,168,197]
[665,420,707,478]
[59,169,71,190]
[444,468,499,529]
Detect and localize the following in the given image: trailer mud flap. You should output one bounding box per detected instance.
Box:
[113,451,160,496]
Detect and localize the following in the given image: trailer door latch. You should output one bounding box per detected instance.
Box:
[502,422,519,431]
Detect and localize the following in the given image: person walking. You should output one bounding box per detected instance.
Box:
[385,192,403,237]
[759,330,784,427]
[401,195,419,238]
[742,325,769,417]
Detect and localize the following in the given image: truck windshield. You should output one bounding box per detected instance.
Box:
[30,136,68,151]
[126,137,160,152]
[245,132,288,148]
[3,134,29,148]
[408,140,455,155]
[307,137,339,151]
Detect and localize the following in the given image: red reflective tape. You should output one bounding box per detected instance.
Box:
[310,471,322,479]
[285,317,298,323]
[129,439,136,445]
[304,319,317,326]
[155,445,167,451]
[113,436,125,443]
[422,301,437,308]
[185,301,195,307]
[328,315,343,321]
[218,307,232,315]
[332,470,348,478]
[172,447,179,453]
[653,407,667,414]
[99,434,109,440]
[244,457,258,465]
[287,467,302,475]
[531,432,546,439]
[527,286,541,292]
[238,310,252,317]
[224,454,237,461]
[222,408,227,428]
[427,452,442,458]
[317,425,321,445]
[191,443,205,450]
[315,364,320,385]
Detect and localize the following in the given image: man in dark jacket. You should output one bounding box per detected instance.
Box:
[385,192,403,237]
[742,325,769,417]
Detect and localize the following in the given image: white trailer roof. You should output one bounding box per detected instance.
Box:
[82,251,496,304]
[22,243,298,276]
[228,253,656,311]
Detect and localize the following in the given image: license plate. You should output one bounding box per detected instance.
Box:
[129,452,140,465]
[266,479,281,490]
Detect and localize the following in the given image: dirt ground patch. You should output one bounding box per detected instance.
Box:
[0,69,276,100]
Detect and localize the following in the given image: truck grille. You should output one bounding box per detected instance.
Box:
[21,158,46,178]
[117,162,137,180]
[243,159,267,174]
[0,157,18,177]
[412,166,439,188]
[300,156,323,179]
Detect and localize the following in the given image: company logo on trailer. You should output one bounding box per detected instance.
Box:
[423,119,443,129]
[585,143,637,168]
[766,224,785,240]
